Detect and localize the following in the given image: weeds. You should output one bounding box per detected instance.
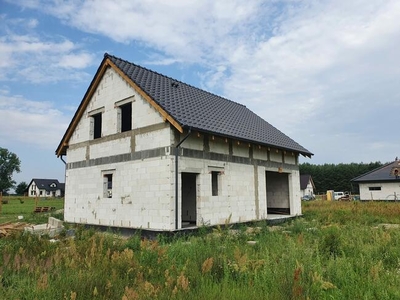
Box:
[2,201,400,299]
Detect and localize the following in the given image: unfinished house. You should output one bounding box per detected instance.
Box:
[56,53,313,231]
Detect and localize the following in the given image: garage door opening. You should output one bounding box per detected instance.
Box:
[266,171,290,215]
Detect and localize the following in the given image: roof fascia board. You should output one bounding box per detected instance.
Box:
[56,59,110,156]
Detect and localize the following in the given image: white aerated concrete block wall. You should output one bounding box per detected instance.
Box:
[180,157,256,226]
[209,137,229,154]
[67,147,87,163]
[232,143,249,157]
[90,137,131,159]
[284,153,296,164]
[64,156,175,230]
[253,147,269,160]
[359,182,400,201]
[135,128,171,151]
[270,150,283,162]
[70,68,135,145]
[289,170,302,215]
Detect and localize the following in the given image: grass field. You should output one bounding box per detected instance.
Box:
[1,200,400,299]
[0,196,64,224]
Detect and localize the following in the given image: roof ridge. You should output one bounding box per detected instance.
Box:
[104,53,246,108]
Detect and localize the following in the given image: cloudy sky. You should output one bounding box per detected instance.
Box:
[1,0,399,185]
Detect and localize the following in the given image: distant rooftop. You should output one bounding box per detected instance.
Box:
[352,160,400,182]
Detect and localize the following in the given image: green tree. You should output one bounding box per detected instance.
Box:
[0,147,21,193]
[15,181,28,196]
[300,161,384,194]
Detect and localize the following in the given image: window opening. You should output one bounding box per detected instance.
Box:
[211,171,219,196]
[104,174,113,198]
[120,102,132,132]
[92,113,102,139]
[368,186,381,191]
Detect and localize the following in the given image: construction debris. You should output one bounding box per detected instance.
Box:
[24,217,64,237]
[0,222,29,238]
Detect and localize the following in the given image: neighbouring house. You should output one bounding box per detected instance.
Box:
[55,53,313,231]
[27,179,65,198]
[352,159,400,201]
[300,174,316,197]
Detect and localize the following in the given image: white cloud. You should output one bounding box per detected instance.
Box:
[8,0,264,64]
[4,0,400,164]
[0,92,70,150]
[57,53,94,69]
[0,15,95,83]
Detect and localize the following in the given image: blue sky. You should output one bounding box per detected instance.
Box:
[1,0,400,185]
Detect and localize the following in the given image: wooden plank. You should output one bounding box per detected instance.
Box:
[0,222,28,238]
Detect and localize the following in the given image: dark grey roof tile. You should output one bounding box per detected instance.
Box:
[107,53,312,155]
[352,161,400,182]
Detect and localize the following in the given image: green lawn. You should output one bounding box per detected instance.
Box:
[0,196,64,224]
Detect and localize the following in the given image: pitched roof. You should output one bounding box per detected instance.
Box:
[352,160,400,183]
[28,179,64,192]
[300,174,315,190]
[56,53,313,157]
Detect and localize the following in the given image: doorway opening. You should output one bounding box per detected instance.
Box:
[266,171,290,215]
[181,173,197,227]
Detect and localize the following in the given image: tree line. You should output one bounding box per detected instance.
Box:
[300,162,383,194]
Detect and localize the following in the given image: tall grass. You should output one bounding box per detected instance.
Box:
[1,201,400,299]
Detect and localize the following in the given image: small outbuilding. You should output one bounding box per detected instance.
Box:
[56,53,313,231]
[351,159,400,201]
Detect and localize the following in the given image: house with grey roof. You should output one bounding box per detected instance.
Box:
[300,174,316,197]
[27,179,65,198]
[352,159,400,201]
[56,53,312,231]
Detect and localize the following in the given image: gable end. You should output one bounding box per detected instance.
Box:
[55,57,183,157]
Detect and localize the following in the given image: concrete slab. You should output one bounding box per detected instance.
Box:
[24,217,64,238]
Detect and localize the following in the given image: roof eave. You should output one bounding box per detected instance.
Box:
[180,126,313,157]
